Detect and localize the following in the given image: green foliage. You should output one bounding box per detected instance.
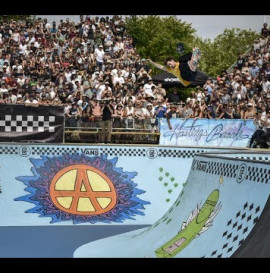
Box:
[193,28,259,77]
[125,15,260,79]
[125,15,196,63]
[0,15,35,22]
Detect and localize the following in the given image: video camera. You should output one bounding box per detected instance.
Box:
[100,99,111,105]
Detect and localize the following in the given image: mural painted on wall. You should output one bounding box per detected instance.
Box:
[15,154,150,224]
[155,189,222,258]
[158,167,179,203]
[159,118,255,147]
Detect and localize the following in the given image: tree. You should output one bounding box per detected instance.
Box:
[125,15,196,65]
[125,16,259,79]
[193,28,259,77]
[0,15,36,23]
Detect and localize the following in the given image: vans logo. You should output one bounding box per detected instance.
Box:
[81,148,99,156]
[192,160,208,172]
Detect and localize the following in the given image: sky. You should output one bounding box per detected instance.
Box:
[37,15,269,41]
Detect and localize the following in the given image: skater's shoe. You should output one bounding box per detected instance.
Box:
[192,48,202,61]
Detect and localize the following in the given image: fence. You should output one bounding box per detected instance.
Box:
[64,117,160,144]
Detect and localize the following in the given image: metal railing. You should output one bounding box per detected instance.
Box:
[64,117,160,144]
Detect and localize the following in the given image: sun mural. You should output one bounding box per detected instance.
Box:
[15,154,150,224]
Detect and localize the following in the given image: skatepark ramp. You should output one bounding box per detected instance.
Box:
[1,143,270,257]
[0,142,244,257]
[74,150,270,258]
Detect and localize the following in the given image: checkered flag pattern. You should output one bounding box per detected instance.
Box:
[206,202,261,258]
[236,156,270,161]
[0,115,56,133]
[99,147,146,157]
[245,166,270,184]
[0,146,19,155]
[31,146,80,156]
[206,161,238,178]
[158,149,205,158]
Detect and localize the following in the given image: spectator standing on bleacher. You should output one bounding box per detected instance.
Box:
[100,99,114,143]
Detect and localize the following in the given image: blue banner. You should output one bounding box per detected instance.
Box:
[159,118,256,147]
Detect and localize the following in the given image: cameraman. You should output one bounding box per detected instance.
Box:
[248,110,266,148]
[100,99,114,143]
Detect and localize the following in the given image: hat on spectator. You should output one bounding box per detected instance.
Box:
[98,44,103,48]
[247,102,253,106]
[141,58,146,61]
[105,81,109,85]
[17,94,22,98]
[146,103,153,107]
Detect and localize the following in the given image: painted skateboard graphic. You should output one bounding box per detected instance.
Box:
[155,189,221,258]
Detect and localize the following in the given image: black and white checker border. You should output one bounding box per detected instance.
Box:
[0,146,19,155]
[31,146,80,155]
[245,166,270,184]
[99,147,146,157]
[158,149,206,158]
[0,115,56,132]
[206,161,239,178]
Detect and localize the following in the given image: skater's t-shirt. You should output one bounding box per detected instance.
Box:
[166,62,190,87]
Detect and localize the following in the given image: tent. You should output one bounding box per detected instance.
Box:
[152,69,210,88]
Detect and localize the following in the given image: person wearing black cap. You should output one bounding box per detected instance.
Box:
[146,47,202,87]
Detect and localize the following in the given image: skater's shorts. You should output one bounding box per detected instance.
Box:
[179,62,197,82]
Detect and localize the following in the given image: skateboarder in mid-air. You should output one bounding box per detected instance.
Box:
[146,47,202,87]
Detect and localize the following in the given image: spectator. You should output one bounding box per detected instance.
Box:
[167,87,181,103]
[167,105,179,130]
[94,44,105,71]
[261,23,269,39]
[100,99,114,143]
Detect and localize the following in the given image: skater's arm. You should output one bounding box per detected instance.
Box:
[146,59,167,72]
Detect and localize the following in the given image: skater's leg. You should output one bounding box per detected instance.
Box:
[188,47,202,72]
[179,62,197,82]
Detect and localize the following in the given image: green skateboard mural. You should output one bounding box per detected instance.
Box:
[155,189,221,258]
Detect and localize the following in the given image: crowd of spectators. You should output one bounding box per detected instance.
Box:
[0,16,270,136]
[0,15,167,133]
[167,23,270,124]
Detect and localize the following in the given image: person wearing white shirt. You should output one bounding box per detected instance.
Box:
[19,40,27,55]
[112,70,124,85]
[94,44,105,71]
[95,79,107,100]
[111,63,120,78]
[143,78,156,97]
[261,76,270,92]
[17,74,25,87]
[25,94,38,104]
